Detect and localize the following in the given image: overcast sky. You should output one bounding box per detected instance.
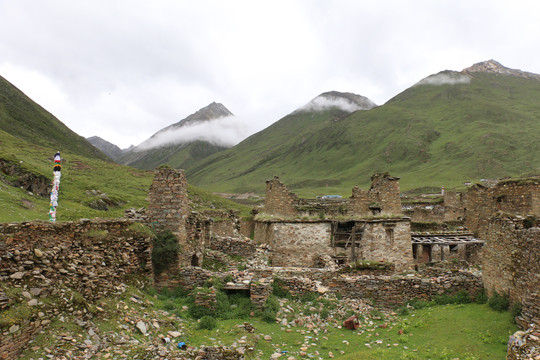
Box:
[1,0,540,149]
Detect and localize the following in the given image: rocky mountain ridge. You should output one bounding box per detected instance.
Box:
[463,59,540,81]
[86,136,125,160]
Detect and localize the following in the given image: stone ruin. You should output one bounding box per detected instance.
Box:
[1,166,538,359]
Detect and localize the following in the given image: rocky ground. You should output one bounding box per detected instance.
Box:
[2,274,411,360]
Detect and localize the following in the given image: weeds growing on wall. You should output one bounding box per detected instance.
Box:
[488,290,510,312]
[151,230,180,275]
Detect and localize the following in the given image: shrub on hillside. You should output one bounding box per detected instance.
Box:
[198,315,217,330]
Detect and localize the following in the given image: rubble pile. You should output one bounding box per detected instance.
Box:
[507,324,540,360]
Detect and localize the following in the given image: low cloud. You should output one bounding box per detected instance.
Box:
[298,96,372,113]
[135,116,250,151]
[415,72,471,86]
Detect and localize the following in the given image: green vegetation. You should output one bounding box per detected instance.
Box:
[187,71,540,195]
[118,139,228,171]
[488,291,510,312]
[0,75,108,161]
[151,230,180,275]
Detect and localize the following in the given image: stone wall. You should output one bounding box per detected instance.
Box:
[358,219,413,270]
[463,179,539,237]
[263,176,300,217]
[254,218,413,270]
[157,266,483,310]
[263,173,403,218]
[255,221,333,267]
[276,270,483,308]
[443,192,464,222]
[146,167,205,268]
[367,173,402,215]
[208,236,257,259]
[0,220,152,298]
[0,219,152,359]
[402,203,445,223]
[482,217,539,327]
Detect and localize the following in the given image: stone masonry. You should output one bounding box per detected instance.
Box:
[482,216,539,323]
[0,219,152,359]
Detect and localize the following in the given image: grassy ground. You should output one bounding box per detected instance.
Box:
[184,304,515,359]
[9,273,517,360]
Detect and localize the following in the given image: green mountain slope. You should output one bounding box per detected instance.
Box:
[118,102,233,170]
[188,61,540,195]
[187,97,372,194]
[119,140,228,170]
[0,75,108,161]
[0,77,249,222]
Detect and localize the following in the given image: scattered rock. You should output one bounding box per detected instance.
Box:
[136,321,147,335]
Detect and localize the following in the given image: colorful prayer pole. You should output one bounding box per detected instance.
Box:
[49,151,61,222]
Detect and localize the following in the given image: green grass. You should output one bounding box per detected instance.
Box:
[186,71,540,195]
[184,303,516,359]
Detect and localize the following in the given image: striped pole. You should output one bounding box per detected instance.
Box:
[49,151,61,222]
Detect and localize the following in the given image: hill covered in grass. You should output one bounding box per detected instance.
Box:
[0,74,255,222]
[117,102,234,170]
[0,75,108,161]
[187,61,540,196]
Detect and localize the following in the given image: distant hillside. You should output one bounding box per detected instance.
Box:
[187,91,378,194]
[0,75,108,161]
[87,136,124,160]
[188,61,540,195]
[118,102,233,170]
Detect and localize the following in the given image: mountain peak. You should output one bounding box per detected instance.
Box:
[299,91,377,113]
[462,60,540,81]
[175,102,234,128]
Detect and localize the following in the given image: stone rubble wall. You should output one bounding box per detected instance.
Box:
[271,268,483,308]
[366,173,402,216]
[254,219,414,270]
[507,323,540,360]
[463,180,539,237]
[208,236,257,259]
[0,219,152,301]
[263,176,300,217]
[255,221,333,268]
[263,173,403,219]
[0,219,152,359]
[482,218,539,329]
[163,266,483,309]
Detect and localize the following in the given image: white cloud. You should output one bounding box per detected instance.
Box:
[298,96,375,113]
[136,116,250,150]
[415,73,471,86]
[1,0,540,148]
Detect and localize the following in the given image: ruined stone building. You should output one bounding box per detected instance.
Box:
[255,173,414,270]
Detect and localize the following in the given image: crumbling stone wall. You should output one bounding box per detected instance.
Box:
[348,186,369,214]
[166,266,483,309]
[208,236,257,259]
[358,219,413,270]
[275,269,483,308]
[147,167,203,270]
[402,203,445,223]
[0,219,152,359]
[482,217,539,327]
[368,173,402,215]
[0,219,152,300]
[263,176,301,217]
[348,173,402,216]
[462,179,539,237]
[255,221,333,267]
[254,218,413,270]
[443,191,464,221]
